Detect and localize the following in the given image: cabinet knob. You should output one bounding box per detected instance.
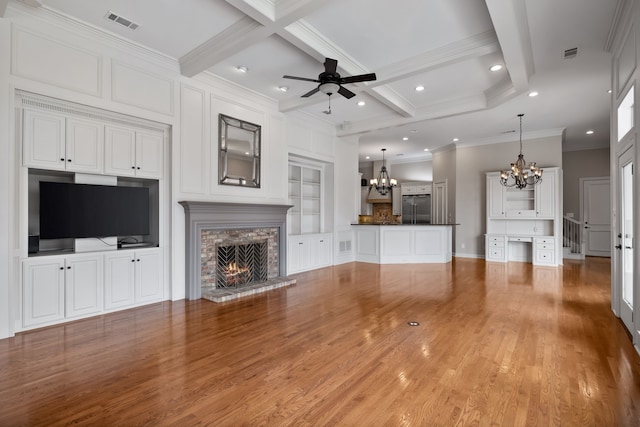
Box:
[131,166,135,169]
[299,242,303,245]
[137,259,140,262]
[137,167,141,170]
[131,259,135,262]
[320,240,324,242]
[60,158,65,161]
[67,159,72,162]
[67,266,71,269]
[59,267,64,270]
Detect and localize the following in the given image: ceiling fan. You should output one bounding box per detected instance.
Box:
[283,58,376,99]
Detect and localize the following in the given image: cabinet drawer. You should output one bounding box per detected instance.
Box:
[489,241,504,247]
[506,210,536,218]
[536,243,553,250]
[487,247,504,259]
[535,238,554,244]
[535,249,555,263]
[509,236,532,242]
[488,236,504,242]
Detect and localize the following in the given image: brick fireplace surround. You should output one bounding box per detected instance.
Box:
[179,201,294,301]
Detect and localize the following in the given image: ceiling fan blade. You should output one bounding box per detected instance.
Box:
[338,86,356,99]
[324,58,338,74]
[282,75,320,83]
[341,73,377,84]
[301,87,320,98]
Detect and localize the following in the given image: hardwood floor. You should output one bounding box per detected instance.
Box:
[1,258,639,426]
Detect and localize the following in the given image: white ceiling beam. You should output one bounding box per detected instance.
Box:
[179,17,268,77]
[180,0,332,77]
[366,86,415,118]
[485,0,534,92]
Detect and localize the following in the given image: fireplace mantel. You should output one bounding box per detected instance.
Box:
[180,201,292,299]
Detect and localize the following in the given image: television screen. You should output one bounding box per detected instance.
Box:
[39,182,150,239]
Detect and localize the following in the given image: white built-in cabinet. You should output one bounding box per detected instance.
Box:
[23,253,103,328]
[287,160,333,274]
[288,233,332,274]
[392,187,402,215]
[23,110,104,174]
[104,248,163,310]
[20,99,166,332]
[105,125,163,179]
[485,167,562,266]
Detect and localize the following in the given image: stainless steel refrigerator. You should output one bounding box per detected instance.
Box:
[402,194,431,224]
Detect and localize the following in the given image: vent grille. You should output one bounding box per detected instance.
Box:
[563,47,578,60]
[105,11,141,30]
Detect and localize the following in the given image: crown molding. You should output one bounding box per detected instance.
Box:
[605,0,632,52]
[7,2,179,73]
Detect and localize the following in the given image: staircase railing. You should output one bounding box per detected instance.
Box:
[563,215,582,254]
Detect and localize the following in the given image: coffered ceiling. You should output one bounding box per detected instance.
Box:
[10,0,620,162]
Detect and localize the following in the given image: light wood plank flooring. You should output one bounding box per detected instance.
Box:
[1,258,639,426]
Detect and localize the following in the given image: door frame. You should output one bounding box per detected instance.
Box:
[433,179,448,224]
[616,146,635,334]
[579,177,611,257]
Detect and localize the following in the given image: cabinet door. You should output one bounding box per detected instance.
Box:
[66,117,104,174]
[104,252,135,310]
[288,236,311,273]
[135,249,163,303]
[487,175,506,218]
[105,125,136,177]
[65,254,103,317]
[314,234,332,268]
[23,257,65,327]
[135,131,164,179]
[535,170,556,218]
[23,109,66,170]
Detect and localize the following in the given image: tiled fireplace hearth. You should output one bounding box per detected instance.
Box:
[179,202,295,302]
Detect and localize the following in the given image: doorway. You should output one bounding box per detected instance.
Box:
[581,178,611,257]
[618,147,634,333]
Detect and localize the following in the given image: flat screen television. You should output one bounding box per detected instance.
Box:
[39,181,150,239]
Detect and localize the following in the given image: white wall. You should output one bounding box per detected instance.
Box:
[0,3,356,338]
[562,147,610,219]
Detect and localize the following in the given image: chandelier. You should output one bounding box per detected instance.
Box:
[500,113,543,189]
[370,148,397,195]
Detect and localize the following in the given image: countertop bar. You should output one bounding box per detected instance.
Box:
[352,224,453,264]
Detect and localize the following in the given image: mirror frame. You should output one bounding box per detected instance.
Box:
[218,114,261,188]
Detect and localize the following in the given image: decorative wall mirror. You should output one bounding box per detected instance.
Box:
[218,114,261,188]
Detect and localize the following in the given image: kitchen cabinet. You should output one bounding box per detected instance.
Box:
[23,253,102,328]
[23,110,103,174]
[105,125,164,179]
[288,163,323,235]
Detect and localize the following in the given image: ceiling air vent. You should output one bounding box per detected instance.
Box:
[105,11,141,30]
[563,47,578,60]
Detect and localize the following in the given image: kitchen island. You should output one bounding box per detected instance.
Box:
[351,224,456,264]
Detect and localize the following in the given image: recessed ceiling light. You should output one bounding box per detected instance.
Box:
[245,152,250,155]
[402,137,408,141]
[365,156,370,159]
[415,85,425,92]
[236,66,248,73]
[278,86,288,92]
[586,130,594,135]
[528,91,539,97]
[452,138,459,142]
[357,101,366,106]
[423,148,429,151]
[490,64,503,71]
[608,89,612,94]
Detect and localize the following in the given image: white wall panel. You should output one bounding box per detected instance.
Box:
[287,122,312,152]
[12,27,101,96]
[180,85,208,194]
[111,61,174,115]
[312,130,334,158]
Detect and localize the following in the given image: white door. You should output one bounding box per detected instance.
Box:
[618,148,634,333]
[433,180,447,224]
[582,178,611,256]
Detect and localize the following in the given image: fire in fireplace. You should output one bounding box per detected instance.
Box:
[216,240,268,288]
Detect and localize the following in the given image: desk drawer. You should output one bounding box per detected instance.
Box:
[509,236,532,243]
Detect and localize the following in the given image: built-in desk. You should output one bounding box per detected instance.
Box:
[352,224,455,264]
[485,234,558,266]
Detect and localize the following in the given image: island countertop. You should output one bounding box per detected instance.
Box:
[352,224,453,264]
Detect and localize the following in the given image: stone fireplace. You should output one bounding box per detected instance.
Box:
[179,202,294,301]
